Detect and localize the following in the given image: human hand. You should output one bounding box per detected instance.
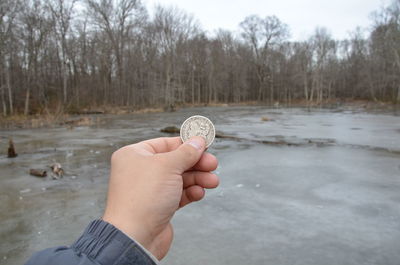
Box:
[102,136,219,260]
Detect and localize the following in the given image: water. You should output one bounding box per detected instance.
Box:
[0,106,399,265]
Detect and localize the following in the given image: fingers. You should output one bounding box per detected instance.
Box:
[163,136,206,172]
[134,137,218,172]
[192,152,218,172]
[182,171,219,189]
[179,171,219,207]
[179,185,205,207]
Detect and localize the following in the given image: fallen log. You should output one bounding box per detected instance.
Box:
[215,133,237,139]
[160,126,180,134]
[29,169,47,177]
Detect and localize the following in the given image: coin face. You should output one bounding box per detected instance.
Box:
[180,115,215,148]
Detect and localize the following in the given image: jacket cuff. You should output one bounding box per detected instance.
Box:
[71,219,157,265]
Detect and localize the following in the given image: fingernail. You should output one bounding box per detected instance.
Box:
[187,138,204,150]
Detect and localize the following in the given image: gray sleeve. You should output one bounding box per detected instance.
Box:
[25,219,157,265]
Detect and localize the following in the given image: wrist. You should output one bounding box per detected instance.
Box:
[102,213,155,252]
[71,220,158,265]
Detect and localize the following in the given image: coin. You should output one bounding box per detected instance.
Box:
[180,115,215,148]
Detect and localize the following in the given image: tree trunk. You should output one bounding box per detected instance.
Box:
[1,86,6,116]
[24,88,30,115]
[6,68,13,115]
[393,49,400,104]
[310,76,315,102]
[303,73,309,101]
[197,79,200,104]
[191,70,194,104]
[270,73,274,105]
[397,86,400,104]
[165,66,171,105]
[62,61,67,104]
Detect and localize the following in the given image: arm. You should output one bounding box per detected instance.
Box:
[25,137,219,264]
[25,220,157,265]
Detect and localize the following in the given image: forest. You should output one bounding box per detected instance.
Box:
[0,0,400,116]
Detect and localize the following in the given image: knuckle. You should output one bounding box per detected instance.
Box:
[153,154,169,168]
[110,146,129,162]
[184,145,198,160]
[110,149,121,163]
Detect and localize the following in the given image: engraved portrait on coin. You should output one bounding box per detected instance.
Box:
[180,115,215,147]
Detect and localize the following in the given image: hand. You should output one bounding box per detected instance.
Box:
[102,136,219,260]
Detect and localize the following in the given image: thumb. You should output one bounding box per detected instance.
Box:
[165,136,206,172]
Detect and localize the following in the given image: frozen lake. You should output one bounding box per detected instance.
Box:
[1,106,399,265]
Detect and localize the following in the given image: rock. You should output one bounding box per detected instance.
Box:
[29,169,47,178]
[160,126,180,134]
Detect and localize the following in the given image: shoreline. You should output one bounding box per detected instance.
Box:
[0,100,398,130]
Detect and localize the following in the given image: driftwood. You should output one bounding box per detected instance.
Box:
[29,169,47,177]
[215,133,237,140]
[160,126,180,134]
[8,138,17,158]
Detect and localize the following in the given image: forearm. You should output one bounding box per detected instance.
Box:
[25,220,158,265]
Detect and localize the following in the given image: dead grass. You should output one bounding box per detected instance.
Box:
[0,114,102,129]
[79,106,164,115]
[0,114,66,129]
[0,100,396,130]
[0,106,164,129]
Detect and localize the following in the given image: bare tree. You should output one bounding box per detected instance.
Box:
[0,0,399,117]
[0,0,22,115]
[85,0,147,105]
[20,0,50,114]
[309,28,336,102]
[152,5,198,106]
[47,0,76,105]
[240,15,289,103]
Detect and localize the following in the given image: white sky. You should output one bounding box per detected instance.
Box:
[145,0,390,40]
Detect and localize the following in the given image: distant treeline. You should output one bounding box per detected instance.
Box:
[1,0,400,115]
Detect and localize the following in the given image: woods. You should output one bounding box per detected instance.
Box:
[0,0,399,116]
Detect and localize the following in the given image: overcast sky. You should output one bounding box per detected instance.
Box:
[145,0,390,40]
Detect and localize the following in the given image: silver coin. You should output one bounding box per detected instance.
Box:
[180,115,215,148]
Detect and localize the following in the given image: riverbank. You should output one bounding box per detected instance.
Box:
[0,107,164,130]
[0,100,397,130]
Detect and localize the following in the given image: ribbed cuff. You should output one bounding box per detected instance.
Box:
[71,220,157,265]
